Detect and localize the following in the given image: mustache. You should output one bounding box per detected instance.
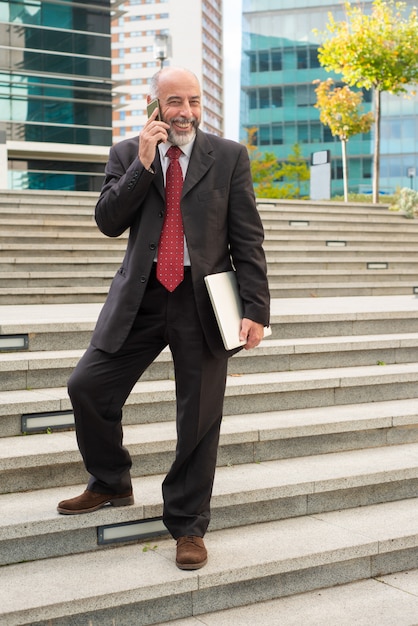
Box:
[170,116,198,125]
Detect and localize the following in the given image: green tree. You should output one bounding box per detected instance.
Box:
[243,130,309,198]
[279,144,310,199]
[316,0,418,203]
[243,127,282,198]
[314,78,374,201]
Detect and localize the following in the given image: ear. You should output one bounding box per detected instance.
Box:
[146,95,152,104]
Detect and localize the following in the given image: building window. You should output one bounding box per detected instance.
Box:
[296,84,316,107]
[259,51,269,72]
[248,49,283,73]
[271,49,282,71]
[271,87,282,108]
[272,124,283,145]
[297,48,308,69]
[259,126,270,145]
[259,88,270,109]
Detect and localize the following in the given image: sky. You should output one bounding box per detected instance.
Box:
[222,0,243,141]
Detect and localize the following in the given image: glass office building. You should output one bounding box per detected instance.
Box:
[112,0,223,142]
[0,0,114,190]
[240,0,418,196]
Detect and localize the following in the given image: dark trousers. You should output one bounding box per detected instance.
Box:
[67,266,228,538]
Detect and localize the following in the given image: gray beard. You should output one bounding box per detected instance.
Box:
[165,116,199,146]
[167,126,197,146]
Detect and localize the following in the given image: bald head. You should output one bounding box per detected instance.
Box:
[150,67,200,100]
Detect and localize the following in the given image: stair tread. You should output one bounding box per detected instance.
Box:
[0,294,417,333]
[159,569,418,626]
[1,362,418,417]
[1,498,417,622]
[1,399,417,467]
[2,442,418,537]
[1,332,418,370]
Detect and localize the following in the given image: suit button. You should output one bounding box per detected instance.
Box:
[140,276,146,283]
[149,243,156,251]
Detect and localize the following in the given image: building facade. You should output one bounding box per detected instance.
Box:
[240,0,418,196]
[0,0,115,191]
[111,0,223,142]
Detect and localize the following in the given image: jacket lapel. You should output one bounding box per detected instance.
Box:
[181,130,215,198]
[152,151,165,200]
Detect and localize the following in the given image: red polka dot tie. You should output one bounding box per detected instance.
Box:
[157,145,184,292]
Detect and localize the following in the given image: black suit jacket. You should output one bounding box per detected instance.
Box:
[91,129,270,358]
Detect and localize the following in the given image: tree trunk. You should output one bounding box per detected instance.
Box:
[341,139,348,202]
[372,89,381,204]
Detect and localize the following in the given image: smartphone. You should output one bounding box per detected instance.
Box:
[147,98,161,120]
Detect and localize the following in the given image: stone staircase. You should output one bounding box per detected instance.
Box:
[1,190,418,303]
[0,191,418,625]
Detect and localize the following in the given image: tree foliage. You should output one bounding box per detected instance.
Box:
[313,79,374,142]
[243,129,309,198]
[245,127,281,195]
[279,143,310,199]
[314,78,374,200]
[316,0,418,202]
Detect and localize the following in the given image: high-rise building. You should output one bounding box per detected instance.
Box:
[111,0,223,142]
[240,0,418,196]
[0,0,116,191]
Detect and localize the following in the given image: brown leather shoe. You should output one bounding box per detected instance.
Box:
[176,536,207,570]
[57,489,134,515]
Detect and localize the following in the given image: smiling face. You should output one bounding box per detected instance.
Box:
[156,68,201,146]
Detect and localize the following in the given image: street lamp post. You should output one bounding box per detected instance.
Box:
[407,167,416,190]
[154,34,170,69]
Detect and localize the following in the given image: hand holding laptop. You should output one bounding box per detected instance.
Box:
[204,271,272,350]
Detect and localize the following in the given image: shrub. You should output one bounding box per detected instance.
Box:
[391,187,418,219]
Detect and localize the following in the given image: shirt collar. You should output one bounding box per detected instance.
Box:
[159,136,195,160]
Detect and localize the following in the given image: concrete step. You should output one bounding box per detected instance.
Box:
[268,270,418,283]
[263,219,418,234]
[0,270,114,287]
[0,232,114,245]
[2,332,418,393]
[1,359,418,437]
[0,286,110,304]
[2,226,416,246]
[0,218,96,232]
[1,441,418,565]
[267,257,418,270]
[1,296,418,352]
[2,397,417,490]
[0,207,94,221]
[257,199,393,217]
[1,497,417,625]
[156,569,418,626]
[264,232,418,245]
[5,214,413,233]
[270,282,418,298]
[2,283,418,304]
[0,242,126,257]
[0,257,121,272]
[1,250,417,273]
[267,245,418,258]
[1,274,416,302]
[4,269,417,289]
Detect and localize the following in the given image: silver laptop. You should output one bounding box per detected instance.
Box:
[204,271,271,350]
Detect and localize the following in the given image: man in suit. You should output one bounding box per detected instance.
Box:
[57,67,270,570]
